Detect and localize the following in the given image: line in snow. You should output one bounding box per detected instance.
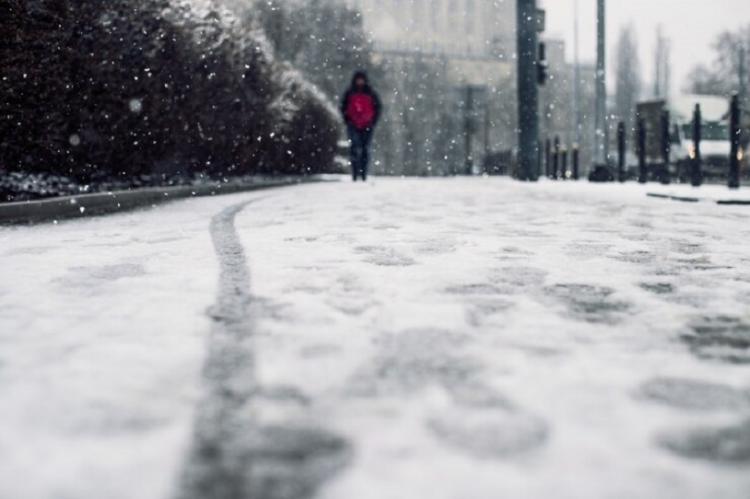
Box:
[175,197,350,499]
[176,199,259,499]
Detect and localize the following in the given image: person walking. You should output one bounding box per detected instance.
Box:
[341,71,381,181]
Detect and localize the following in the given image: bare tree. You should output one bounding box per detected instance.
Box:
[685,64,728,95]
[613,25,641,130]
[653,25,671,99]
[246,0,378,102]
[686,25,750,99]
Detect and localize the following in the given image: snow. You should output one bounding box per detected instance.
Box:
[0,195,237,499]
[1,178,750,498]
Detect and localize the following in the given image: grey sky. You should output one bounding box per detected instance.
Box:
[541,0,750,95]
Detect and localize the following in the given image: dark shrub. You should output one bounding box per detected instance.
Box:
[0,0,341,181]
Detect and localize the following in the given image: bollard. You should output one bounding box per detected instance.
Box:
[691,103,703,187]
[660,110,671,184]
[729,94,741,189]
[552,136,560,180]
[538,140,543,177]
[617,121,626,182]
[545,138,551,178]
[572,145,580,180]
[561,147,568,180]
[464,85,475,176]
[637,118,647,183]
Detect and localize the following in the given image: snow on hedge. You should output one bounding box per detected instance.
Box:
[0,0,342,184]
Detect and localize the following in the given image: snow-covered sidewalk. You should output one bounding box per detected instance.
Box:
[0,193,242,499]
[1,178,749,499]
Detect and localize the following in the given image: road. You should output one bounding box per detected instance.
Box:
[1,178,749,499]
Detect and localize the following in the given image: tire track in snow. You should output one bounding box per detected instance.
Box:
[176,198,350,499]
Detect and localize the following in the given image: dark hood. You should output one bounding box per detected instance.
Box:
[350,71,371,91]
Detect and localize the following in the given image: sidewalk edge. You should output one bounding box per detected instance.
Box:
[0,176,335,225]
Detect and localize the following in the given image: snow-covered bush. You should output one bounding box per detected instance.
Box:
[245,0,379,102]
[0,0,340,182]
[262,66,341,175]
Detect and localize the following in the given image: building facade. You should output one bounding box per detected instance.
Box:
[346,0,515,61]
[340,0,518,175]
[537,37,598,177]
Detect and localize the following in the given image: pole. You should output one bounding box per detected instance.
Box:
[538,141,543,177]
[691,104,703,187]
[740,44,749,153]
[572,145,580,180]
[464,85,474,175]
[516,0,540,181]
[573,0,582,154]
[484,96,490,160]
[637,117,647,183]
[729,94,741,189]
[617,121,626,182]
[594,0,607,166]
[553,135,560,180]
[660,109,671,185]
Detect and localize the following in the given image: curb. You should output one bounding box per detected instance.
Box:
[646,193,699,203]
[717,199,750,205]
[0,176,332,225]
[647,192,749,205]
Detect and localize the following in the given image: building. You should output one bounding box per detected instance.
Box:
[537,37,598,177]
[345,0,516,86]
[347,0,515,54]
[342,0,518,174]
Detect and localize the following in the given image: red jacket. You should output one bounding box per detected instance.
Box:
[341,86,381,131]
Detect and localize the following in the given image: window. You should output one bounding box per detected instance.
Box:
[431,0,441,32]
[412,0,424,30]
[465,0,475,34]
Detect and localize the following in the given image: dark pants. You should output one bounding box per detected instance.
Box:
[348,125,373,181]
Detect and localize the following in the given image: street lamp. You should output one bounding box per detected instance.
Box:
[594,0,607,168]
